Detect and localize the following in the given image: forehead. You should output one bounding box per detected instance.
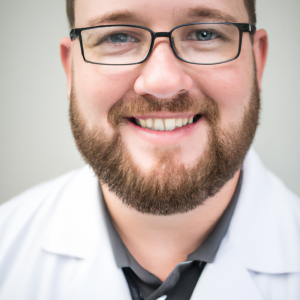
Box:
[75,0,249,28]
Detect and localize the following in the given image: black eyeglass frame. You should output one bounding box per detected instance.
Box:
[70,22,256,66]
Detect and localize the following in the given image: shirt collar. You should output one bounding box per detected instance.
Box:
[104,171,243,272]
[103,194,164,284]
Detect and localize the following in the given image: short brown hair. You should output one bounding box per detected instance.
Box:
[66,0,256,29]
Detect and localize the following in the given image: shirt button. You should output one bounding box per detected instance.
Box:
[156,296,167,300]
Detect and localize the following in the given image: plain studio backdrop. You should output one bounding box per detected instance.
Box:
[0,0,299,204]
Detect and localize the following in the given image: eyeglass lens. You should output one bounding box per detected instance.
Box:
[80,24,240,65]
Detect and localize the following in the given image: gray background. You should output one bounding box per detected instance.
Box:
[0,0,299,204]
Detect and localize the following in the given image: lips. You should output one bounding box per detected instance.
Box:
[130,114,201,131]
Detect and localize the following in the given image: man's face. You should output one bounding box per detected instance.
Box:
[67,0,261,215]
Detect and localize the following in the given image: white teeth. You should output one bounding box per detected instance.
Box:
[165,119,176,131]
[175,118,183,128]
[146,118,153,128]
[154,119,164,131]
[140,119,146,127]
[137,116,195,131]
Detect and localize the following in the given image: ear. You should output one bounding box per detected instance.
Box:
[60,37,72,100]
[252,29,268,92]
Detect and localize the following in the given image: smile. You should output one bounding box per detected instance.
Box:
[130,114,202,131]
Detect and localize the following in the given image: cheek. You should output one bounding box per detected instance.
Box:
[72,51,140,129]
[189,46,254,128]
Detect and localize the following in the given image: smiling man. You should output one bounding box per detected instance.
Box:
[0,0,300,299]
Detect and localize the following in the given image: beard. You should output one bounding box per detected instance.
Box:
[69,77,260,216]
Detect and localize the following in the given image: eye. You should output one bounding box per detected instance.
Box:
[107,33,139,43]
[186,30,219,41]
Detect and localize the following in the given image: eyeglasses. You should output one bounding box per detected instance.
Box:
[70,22,256,66]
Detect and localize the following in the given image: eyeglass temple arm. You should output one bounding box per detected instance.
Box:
[70,29,80,41]
[236,23,256,34]
[250,25,257,34]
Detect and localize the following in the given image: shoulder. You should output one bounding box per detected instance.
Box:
[267,169,300,211]
[242,148,300,218]
[243,149,300,226]
[0,167,100,299]
[0,169,84,250]
[0,170,80,224]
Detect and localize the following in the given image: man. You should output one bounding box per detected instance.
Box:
[0,0,299,299]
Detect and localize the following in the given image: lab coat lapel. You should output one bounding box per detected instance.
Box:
[63,257,131,300]
[192,148,300,299]
[190,237,265,300]
[43,166,132,300]
[61,190,132,300]
[227,149,300,274]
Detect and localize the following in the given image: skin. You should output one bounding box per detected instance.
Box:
[61,0,268,281]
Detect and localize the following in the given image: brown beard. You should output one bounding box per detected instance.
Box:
[69,78,260,215]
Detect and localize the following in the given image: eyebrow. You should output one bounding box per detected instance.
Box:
[87,11,141,27]
[186,8,238,23]
[86,7,238,28]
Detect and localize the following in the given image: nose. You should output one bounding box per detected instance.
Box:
[134,41,193,98]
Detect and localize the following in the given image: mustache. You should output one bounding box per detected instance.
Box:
[108,92,220,128]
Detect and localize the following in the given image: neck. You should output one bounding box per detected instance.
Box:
[102,169,240,281]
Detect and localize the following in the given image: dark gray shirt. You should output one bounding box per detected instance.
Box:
[102,171,243,300]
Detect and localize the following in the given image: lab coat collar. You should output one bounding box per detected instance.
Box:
[227,149,300,273]
[42,166,107,260]
[191,233,266,300]
[43,148,300,274]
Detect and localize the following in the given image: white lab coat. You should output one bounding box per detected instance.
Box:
[0,148,299,300]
